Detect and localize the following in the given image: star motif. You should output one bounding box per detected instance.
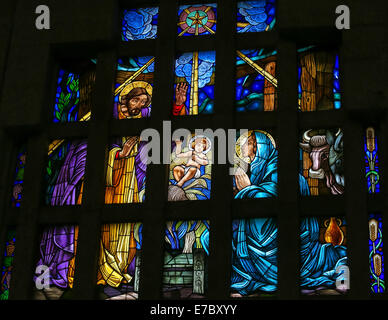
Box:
[188,11,206,26]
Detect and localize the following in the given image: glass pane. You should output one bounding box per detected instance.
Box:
[365,127,380,194]
[11,145,27,207]
[299,128,344,196]
[168,133,212,201]
[237,0,276,33]
[233,130,278,199]
[173,51,215,116]
[122,8,159,41]
[236,49,277,112]
[46,139,87,206]
[53,59,96,122]
[163,220,210,298]
[298,46,341,111]
[97,223,143,300]
[300,217,349,295]
[231,218,277,297]
[33,225,78,300]
[114,56,155,119]
[177,4,217,37]
[369,213,385,293]
[105,137,147,204]
[1,229,16,300]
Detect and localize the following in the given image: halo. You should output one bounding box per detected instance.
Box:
[235,130,253,163]
[235,130,276,163]
[188,135,212,154]
[118,81,153,106]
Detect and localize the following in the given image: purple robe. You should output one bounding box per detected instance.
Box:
[34,141,86,290]
[135,141,147,196]
[34,226,76,289]
[50,142,87,206]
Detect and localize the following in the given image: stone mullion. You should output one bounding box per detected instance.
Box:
[276,39,299,299]
[72,50,116,299]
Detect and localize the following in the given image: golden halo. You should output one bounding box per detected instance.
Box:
[235,130,276,163]
[118,81,153,105]
[235,130,253,163]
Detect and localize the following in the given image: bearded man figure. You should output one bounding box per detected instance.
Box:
[114,82,152,119]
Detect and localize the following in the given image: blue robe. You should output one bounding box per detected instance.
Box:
[234,131,278,199]
[231,131,347,295]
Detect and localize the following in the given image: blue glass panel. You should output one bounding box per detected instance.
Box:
[369,214,385,293]
[365,127,380,194]
[300,217,349,295]
[231,218,278,297]
[237,1,276,33]
[122,8,159,41]
[236,49,277,112]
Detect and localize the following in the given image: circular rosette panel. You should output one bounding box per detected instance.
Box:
[179,5,216,35]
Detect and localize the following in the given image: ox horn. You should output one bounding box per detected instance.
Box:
[302,130,312,143]
[335,128,342,137]
[334,130,343,152]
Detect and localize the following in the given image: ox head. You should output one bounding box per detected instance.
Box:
[300,129,344,185]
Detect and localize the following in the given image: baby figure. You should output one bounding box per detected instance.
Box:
[173,136,210,187]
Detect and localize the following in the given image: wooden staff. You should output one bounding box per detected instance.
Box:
[114,57,155,96]
[48,58,155,155]
[236,50,278,87]
[189,52,199,115]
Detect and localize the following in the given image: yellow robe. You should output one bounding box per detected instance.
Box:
[105,107,143,204]
[98,107,144,288]
[97,223,141,287]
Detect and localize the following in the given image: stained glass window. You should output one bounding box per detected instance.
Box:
[233,130,278,199]
[365,127,380,194]
[53,60,96,123]
[45,139,87,206]
[236,49,277,112]
[168,133,212,201]
[298,46,341,111]
[0,229,16,300]
[177,4,217,37]
[33,225,78,300]
[299,128,344,196]
[300,217,348,295]
[11,145,26,207]
[105,137,147,204]
[369,214,385,293]
[122,8,159,41]
[231,218,277,297]
[163,220,210,299]
[237,1,276,33]
[97,223,143,300]
[114,56,154,119]
[173,51,215,116]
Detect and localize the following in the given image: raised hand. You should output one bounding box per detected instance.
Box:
[119,136,139,158]
[13,184,23,200]
[175,82,188,106]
